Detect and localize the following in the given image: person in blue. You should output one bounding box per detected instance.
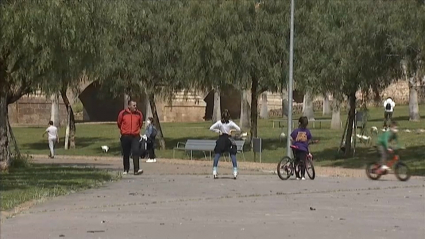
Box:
[143,117,157,163]
[290,116,312,180]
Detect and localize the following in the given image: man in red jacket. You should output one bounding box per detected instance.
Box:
[117,100,144,175]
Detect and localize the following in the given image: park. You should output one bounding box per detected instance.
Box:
[1,1,425,239]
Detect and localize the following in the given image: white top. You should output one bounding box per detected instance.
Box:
[46,125,58,139]
[383,98,395,112]
[209,120,241,135]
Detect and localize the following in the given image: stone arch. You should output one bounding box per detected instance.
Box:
[292,89,304,103]
[203,86,241,121]
[78,81,149,122]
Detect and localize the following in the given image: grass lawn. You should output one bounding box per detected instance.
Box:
[0,161,120,211]
[12,104,425,175]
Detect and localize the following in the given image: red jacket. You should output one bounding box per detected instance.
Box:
[117,109,144,136]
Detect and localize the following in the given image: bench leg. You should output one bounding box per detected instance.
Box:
[190,150,193,160]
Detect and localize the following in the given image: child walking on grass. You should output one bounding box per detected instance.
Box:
[42,120,59,158]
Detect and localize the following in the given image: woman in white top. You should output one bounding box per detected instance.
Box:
[209,109,241,179]
[42,120,59,158]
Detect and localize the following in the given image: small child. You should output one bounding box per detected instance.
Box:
[144,117,157,163]
[377,121,400,170]
[42,120,59,158]
[290,116,312,180]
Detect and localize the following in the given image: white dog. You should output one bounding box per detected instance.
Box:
[101,145,109,153]
[370,126,378,135]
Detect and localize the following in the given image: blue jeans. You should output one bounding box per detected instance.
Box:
[213,153,237,168]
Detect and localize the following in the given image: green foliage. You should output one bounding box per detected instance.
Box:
[98,0,185,100]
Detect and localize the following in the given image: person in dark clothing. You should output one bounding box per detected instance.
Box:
[117,100,144,175]
[143,117,157,163]
[209,109,241,179]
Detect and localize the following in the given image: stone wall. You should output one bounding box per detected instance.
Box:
[7,80,423,125]
[8,96,67,126]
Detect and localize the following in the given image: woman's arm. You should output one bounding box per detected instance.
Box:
[209,121,221,133]
[229,122,241,132]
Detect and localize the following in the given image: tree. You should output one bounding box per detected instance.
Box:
[0,0,107,169]
[98,0,185,149]
[223,0,289,140]
[388,0,424,121]
[181,0,239,123]
[293,0,400,154]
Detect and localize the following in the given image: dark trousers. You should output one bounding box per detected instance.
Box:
[294,149,307,178]
[120,135,141,173]
[147,139,156,159]
[383,111,393,127]
[140,138,156,159]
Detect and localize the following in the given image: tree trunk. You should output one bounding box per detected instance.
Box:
[372,84,381,107]
[6,115,20,159]
[60,90,76,149]
[331,98,341,129]
[145,96,153,118]
[50,93,60,127]
[259,92,268,119]
[344,93,356,156]
[240,90,251,130]
[0,94,10,170]
[250,77,259,140]
[148,93,166,150]
[322,94,331,115]
[212,88,221,122]
[124,93,130,109]
[302,91,315,120]
[408,77,421,121]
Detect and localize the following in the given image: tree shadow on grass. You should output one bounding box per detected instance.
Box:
[0,164,115,192]
[314,145,425,176]
[21,137,106,150]
[368,115,418,122]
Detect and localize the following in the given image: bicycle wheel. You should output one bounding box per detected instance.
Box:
[365,163,382,180]
[277,157,293,180]
[394,162,411,181]
[305,158,315,180]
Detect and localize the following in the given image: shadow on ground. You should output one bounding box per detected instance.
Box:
[1,164,116,192]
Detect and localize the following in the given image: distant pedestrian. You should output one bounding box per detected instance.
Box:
[117,100,144,175]
[42,120,58,158]
[143,117,157,163]
[383,97,395,128]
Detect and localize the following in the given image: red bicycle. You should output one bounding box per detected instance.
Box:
[365,148,411,181]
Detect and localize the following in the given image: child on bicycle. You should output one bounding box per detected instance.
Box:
[377,121,400,171]
[290,116,312,180]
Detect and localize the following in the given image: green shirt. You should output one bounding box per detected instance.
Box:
[377,130,399,149]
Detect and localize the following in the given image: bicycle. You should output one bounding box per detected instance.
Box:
[365,148,411,181]
[277,145,315,180]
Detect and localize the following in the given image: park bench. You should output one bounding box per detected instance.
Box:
[173,139,246,161]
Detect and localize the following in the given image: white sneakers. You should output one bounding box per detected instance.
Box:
[213,167,218,179]
[212,168,237,179]
[146,159,157,163]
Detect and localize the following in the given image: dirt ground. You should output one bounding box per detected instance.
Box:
[1,154,424,239]
[29,154,369,178]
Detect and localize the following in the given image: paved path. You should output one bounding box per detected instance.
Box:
[1,157,425,239]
